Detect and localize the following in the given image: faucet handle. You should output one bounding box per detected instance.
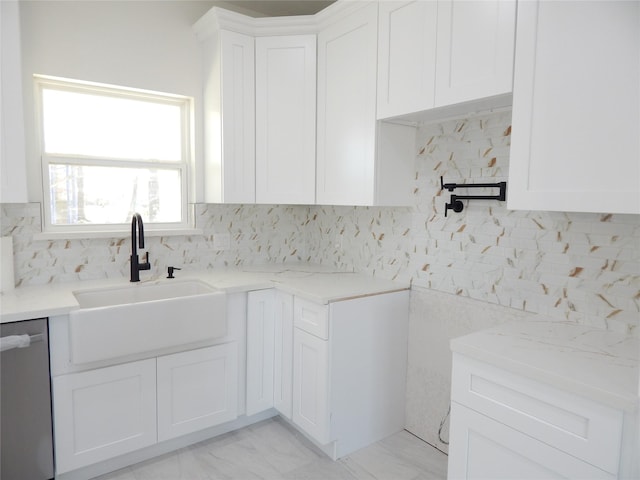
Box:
[139,251,151,270]
[167,266,181,279]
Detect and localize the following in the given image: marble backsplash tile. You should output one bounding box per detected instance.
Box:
[0,203,309,286]
[304,111,640,336]
[1,111,638,334]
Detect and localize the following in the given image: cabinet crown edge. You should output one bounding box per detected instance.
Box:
[193,5,320,39]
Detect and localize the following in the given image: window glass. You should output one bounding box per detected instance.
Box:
[48,164,182,225]
[36,76,191,231]
[42,89,182,161]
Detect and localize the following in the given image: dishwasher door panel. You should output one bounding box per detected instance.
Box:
[1,318,54,480]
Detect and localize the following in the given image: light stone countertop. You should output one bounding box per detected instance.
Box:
[451,319,640,412]
[0,263,409,324]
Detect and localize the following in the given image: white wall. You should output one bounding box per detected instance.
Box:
[19,0,215,202]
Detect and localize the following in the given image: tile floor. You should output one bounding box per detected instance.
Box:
[95,417,448,480]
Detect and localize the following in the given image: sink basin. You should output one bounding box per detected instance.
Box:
[69,280,226,364]
[74,280,215,308]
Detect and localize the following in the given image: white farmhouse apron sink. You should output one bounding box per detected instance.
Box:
[69,280,226,364]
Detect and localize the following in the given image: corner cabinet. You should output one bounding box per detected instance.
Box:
[508,0,640,214]
[316,1,416,206]
[194,8,317,205]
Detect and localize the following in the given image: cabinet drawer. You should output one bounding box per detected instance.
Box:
[294,298,329,340]
[449,402,616,480]
[451,354,624,475]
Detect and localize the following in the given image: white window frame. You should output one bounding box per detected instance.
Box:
[35,75,195,236]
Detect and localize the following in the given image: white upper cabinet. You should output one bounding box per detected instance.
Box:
[255,35,316,205]
[377,0,516,120]
[1,1,29,203]
[195,14,256,204]
[194,8,317,205]
[508,0,640,214]
[434,0,516,108]
[317,2,378,206]
[317,2,415,206]
[377,1,437,119]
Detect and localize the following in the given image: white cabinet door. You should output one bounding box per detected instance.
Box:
[434,0,516,108]
[157,343,238,441]
[273,291,294,419]
[256,35,316,205]
[508,0,640,214]
[316,2,379,206]
[0,1,28,203]
[246,289,275,415]
[448,403,615,480]
[377,0,437,119]
[435,0,516,107]
[292,328,330,445]
[52,359,157,474]
[201,28,255,203]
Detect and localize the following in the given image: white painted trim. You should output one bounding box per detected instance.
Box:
[33,228,203,241]
[193,6,318,39]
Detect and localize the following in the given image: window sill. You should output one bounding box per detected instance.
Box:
[33,228,204,241]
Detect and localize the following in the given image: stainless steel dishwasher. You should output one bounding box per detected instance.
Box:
[1,318,54,479]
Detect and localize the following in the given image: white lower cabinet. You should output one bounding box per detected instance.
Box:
[245,289,294,418]
[292,293,409,458]
[157,344,238,441]
[449,403,615,480]
[273,291,294,419]
[53,344,238,474]
[292,327,330,444]
[448,353,625,479]
[52,359,157,474]
[245,289,409,459]
[245,289,276,416]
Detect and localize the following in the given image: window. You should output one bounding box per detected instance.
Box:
[35,75,193,233]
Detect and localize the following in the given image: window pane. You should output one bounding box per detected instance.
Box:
[42,88,182,161]
[49,165,182,225]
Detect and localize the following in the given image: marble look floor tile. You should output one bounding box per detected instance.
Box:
[283,458,358,480]
[93,418,447,480]
[378,430,448,478]
[340,442,425,480]
[129,447,213,480]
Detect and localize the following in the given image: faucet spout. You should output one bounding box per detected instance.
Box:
[130,213,151,282]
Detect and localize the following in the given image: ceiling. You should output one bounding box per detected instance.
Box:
[216,0,335,17]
